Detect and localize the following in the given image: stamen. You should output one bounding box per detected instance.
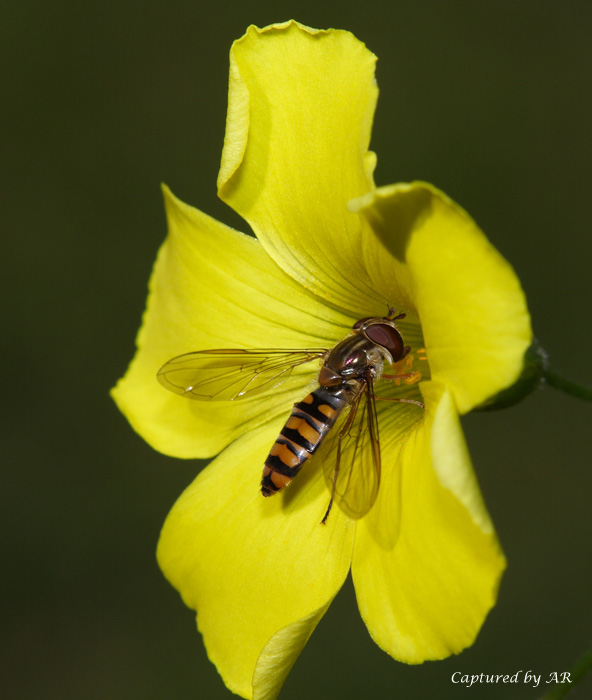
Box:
[404,370,422,385]
[387,346,428,386]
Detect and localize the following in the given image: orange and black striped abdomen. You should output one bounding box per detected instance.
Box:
[261,387,347,497]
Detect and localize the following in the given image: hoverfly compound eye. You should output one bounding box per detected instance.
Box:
[364,323,405,362]
[353,317,373,330]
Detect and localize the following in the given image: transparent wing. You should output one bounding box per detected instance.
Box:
[320,378,381,520]
[157,349,327,401]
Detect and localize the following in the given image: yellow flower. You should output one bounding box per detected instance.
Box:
[112,20,532,700]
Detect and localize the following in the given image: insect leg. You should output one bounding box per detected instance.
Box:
[321,451,340,525]
[374,396,425,409]
[320,398,360,524]
[382,371,419,381]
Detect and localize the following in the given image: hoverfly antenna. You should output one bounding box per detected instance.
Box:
[386,306,406,322]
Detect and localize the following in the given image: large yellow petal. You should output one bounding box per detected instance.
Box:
[157,420,354,699]
[112,186,351,458]
[351,382,505,662]
[350,183,532,413]
[218,21,381,314]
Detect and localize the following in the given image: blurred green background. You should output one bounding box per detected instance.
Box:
[3,1,591,698]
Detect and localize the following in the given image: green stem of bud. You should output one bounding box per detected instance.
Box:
[542,368,592,402]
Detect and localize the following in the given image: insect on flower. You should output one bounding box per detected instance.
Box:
[111,22,535,697]
[157,308,424,522]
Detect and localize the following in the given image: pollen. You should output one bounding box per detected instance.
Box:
[387,347,429,385]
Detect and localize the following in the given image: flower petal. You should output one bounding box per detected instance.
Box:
[157,420,355,699]
[252,609,329,700]
[217,21,381,313]
[111,186,350,458]
[351,382,505,662]
[350,183,532,413]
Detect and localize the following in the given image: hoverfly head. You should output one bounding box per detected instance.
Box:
[352,310,407,363]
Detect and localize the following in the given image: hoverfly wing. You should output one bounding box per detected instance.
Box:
[320,377,381,519]
[157,349,327,401]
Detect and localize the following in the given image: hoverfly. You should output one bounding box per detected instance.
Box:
[157,309,424,523]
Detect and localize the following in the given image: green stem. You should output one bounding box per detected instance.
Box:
[539,642,592,699]
[543,369,592,402]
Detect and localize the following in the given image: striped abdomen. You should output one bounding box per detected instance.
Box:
[261,387,348,496]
